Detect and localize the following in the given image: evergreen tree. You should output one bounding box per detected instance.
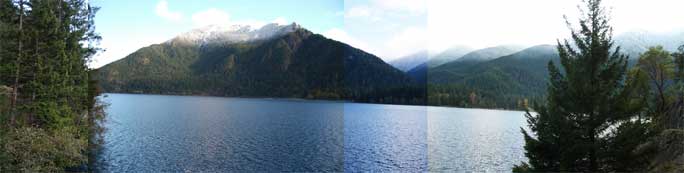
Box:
[9,0,25,125]
[0,0,102,170]
[515,0,646,171]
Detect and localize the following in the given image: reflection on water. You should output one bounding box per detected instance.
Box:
[96,94,344,172]
[96,93,526,172]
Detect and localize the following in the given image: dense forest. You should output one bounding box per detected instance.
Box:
[1,0,681,171]
[97,26,427,105]
[513,0,684,172]
[425,45,559,109]
[0,0,104,171]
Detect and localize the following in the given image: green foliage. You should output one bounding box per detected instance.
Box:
[634,46,675,128]
[1,127,87,172]
[517,0,650,171]
[425,45,558,109]
[669,45,684,129]
[647,129,684,172]
[604,120,656,171]
[0,0,103,171]
[511,162,532,173]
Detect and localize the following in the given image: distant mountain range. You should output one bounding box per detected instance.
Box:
[97,23,424,104]
[614,31,684,59]
[404,45,523,84]
[425,45,559,108]
[428,45,474,67]
[393,30,682,109]
[97,24,683,109]
[388,50,427,72]
[391,46,474,83]
[388,46,474,73]
[426,45,526,82]
[389,31,684,77]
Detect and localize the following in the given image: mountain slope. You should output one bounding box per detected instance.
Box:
[97,23,423,104]
[406,63,428,83]
[417,45,522,83]
[427,45,559,109]
[458,45,558,95]
[404,45,473,83]
[457,46,518,62]
[615,31,684,60]
[388,50,428,72]
[427,45,473,67]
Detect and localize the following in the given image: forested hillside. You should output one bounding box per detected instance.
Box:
[98,24,425,105]
[0,0,104,171]
[424,45,559,109]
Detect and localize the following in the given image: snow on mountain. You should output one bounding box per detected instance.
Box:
[169,22,301,46]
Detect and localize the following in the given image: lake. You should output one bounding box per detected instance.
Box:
[94,93,527,172]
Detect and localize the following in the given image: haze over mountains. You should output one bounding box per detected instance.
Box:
[392,30,682,108]
[424,45,559,108]
[402,45,522,84]
[615,31,684,58]
[96,22,684,109]
[97,23,424,104]
[393,30,684,82]
[427,45,474,67]
[388,51,428,72]
[387,45,474,72]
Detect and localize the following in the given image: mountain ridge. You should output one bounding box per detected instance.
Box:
[168,23,302,46]
[388,50,428,72]
[97,23,425,105]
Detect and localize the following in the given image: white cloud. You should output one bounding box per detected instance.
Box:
[345,6,371,18]
[90,34,169,68]
[604,0,684,33]
[373,0,426,14]
[323,27,426,61]
[234,20,267,28]
[427,0,684,52]
[343,0,427,60]
[272,17,288,25]
[345,0,425,19]
[191,8,231,27]
[323,28,373,53]
[155,0,183,22]
[386,27,427,58]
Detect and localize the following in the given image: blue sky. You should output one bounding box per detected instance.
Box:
[335,0,427,60]
[90,0,684,68]
[90,0,342,68]
[338,0,684,61]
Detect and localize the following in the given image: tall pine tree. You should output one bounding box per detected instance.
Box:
[1,0,102,170]
[515,0,646,171]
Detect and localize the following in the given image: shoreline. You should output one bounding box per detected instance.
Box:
[100,92,527,112]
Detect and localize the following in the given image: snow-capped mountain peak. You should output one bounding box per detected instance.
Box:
[169,22,301,45]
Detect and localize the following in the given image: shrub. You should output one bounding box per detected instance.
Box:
[1,127,86,172]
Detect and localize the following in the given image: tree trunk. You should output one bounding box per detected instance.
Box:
[589,128,598,172]
[10,0,24,126]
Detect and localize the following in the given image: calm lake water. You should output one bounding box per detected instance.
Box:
[94,93,527,172]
